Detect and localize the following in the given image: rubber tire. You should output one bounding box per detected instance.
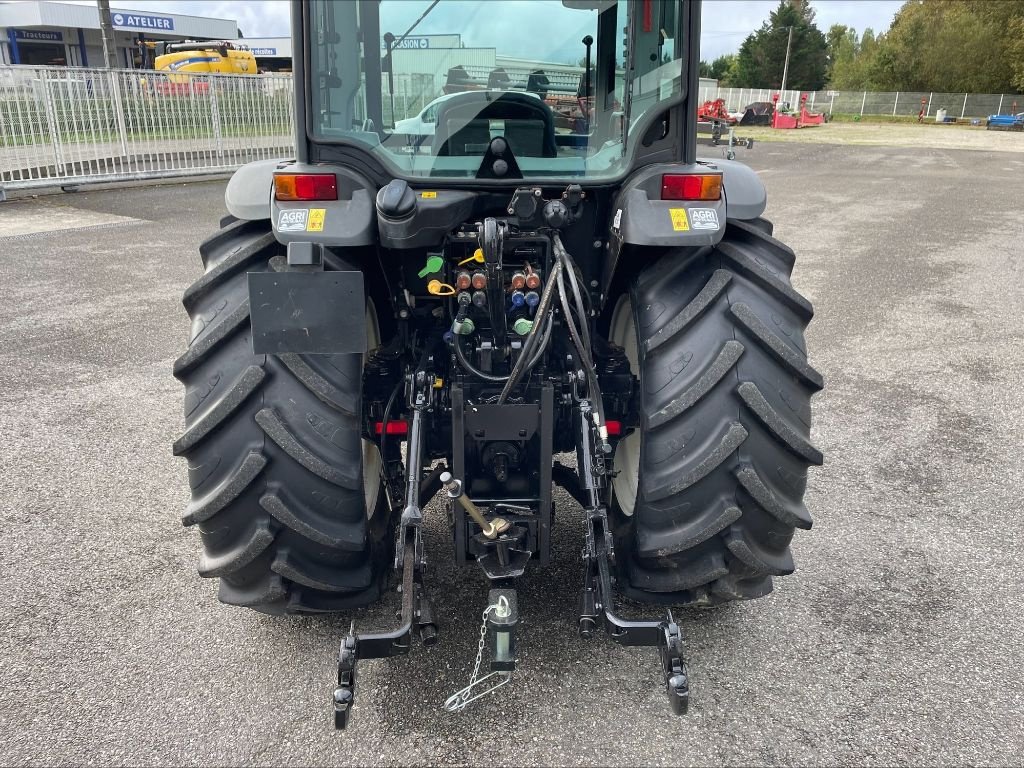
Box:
[172,218,392,614]
[609,218,823,606]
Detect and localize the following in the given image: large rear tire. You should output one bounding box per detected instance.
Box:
[172,219,392,614]
[608,218,823,605]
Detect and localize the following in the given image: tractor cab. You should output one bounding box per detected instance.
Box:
[297,0,697,180]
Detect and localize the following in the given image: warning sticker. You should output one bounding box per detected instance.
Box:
[420,191,437,199]
[669,208,690,232]
[689,208,720,230]
[307,208,326,232]
[612,208,623,230]
[278,209,308,232]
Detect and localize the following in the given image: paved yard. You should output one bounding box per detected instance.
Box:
[1,142,1022,766]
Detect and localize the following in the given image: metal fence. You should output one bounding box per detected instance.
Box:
[1,64,293,191]
[4,63,1022,194]
[697,85,1022,120]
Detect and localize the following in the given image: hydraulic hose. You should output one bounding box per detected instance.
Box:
[562,243,592,351]
[553,237,608,441]
[454,331,509,382]
[497,256,563,404]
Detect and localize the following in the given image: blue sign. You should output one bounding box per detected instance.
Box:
[251,47,277,56]
[382,37,430,50]
[13,29,63,42]
[111,12,175,31]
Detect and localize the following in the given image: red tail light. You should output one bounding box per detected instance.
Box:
[274,173,338,201]
[660,174,722,201]
[374,420,408,436]
[605,420,622,436]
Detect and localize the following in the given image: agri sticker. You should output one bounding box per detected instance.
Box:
[278,209,308,232]
[689,208,720,230]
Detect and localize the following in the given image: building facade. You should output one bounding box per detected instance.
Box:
[0,1,237,68]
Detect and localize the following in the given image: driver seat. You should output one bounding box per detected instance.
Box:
[433,91,558,158]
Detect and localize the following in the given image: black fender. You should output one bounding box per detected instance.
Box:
[599,160,767,304]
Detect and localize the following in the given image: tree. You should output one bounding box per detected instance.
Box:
[868,0,1024,92]
[1010,16,1024,92]
[824,25,885,90]
[699,54,738,83]
[731,0,828,90]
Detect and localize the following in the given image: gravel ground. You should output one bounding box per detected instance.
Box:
[1,143,1023,766]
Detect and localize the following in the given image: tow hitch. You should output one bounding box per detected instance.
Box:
[334,387,688,729]
[573,398,690,716]
[333,370,438,729]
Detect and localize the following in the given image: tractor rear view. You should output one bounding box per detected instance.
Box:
[172,0,822,728]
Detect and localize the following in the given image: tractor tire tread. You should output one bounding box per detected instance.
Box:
[617,218,820,605]
[172,365,265,455]
[175,219,386,614]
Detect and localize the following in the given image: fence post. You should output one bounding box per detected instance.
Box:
[997,94,1003,115]
[960,92,968,119]
[926,92,932,117]
[860,90,866,116]
[107,69,129,158]
[36,70,66,174]
[209,77,224,160]
[830,91,835,115]
[893,91,899,117]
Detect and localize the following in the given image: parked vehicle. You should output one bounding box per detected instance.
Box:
[986,112,1024,131]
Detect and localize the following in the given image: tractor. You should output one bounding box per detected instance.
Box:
[172,0,823,728]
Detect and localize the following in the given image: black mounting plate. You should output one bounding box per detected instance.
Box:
[248,270,366,355]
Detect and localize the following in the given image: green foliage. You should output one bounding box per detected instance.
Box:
[699,54,738,84]
[823,1,1024,93]
[713,0,1023,93]
[1011,16,1024,92]
[731,0,828,90]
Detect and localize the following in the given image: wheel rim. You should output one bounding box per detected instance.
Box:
[362,299,383,517]
[609,294,640,516]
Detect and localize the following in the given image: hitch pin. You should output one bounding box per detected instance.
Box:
[440,471,510,539]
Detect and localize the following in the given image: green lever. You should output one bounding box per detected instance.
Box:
[418,254,444,279]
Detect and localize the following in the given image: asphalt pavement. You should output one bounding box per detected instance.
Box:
[1,142,1022,766]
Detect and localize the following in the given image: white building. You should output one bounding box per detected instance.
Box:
[0,0,237,68]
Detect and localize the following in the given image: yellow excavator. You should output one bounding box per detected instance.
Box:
[137,39,258,94]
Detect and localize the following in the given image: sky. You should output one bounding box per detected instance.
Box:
[59,0,907,61]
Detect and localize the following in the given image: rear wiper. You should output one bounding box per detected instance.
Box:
[383,0,442,127]
[390,0,441,50]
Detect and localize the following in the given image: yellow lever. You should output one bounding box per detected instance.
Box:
[458,248,485,266]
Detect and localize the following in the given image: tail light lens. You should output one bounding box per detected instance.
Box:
[660,174,722,201]
[274,173,338,201]
[374,420,408,435]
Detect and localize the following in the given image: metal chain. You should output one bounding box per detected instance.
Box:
[443,598,512,712]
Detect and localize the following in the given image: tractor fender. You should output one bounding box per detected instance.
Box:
[223,158,285,221]
[600,160,767,300]
[269,163,377,247]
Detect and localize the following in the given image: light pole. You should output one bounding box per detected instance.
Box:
[97,0,120,68]
[780,25,794,95]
